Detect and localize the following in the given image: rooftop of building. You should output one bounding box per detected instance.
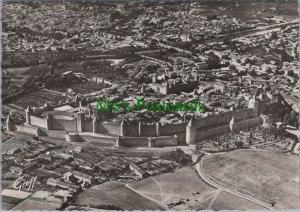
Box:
[72,170,93,181]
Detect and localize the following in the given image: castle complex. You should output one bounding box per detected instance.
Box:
[148,72,199,95]
[7,90,286,147]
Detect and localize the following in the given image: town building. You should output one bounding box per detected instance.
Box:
[129,162,150,179]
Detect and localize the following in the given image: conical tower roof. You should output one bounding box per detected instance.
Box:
[6,115,12,123]
[75,94,80,102]
[229,115,235,131]
[230,105,235,111]
[188,117,194,126]
[93,116,98,122]
[26,105,32,112]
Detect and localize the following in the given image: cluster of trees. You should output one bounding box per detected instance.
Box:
[142,20,158,27]
[2,74,18,97]
[81,60,128,81]
[44,73,80,88]
[82,60,111,70]
[128,64,160,84]
[270,106,296,123]
[283,111,299,127]
[103,46,138,58]
[206,52,221,69]
[4,25,66,41]
[162,149,193,166]
[3,76,40,104]
[110,11,124,21]
[207,15,218,21]
[2,51,85,68]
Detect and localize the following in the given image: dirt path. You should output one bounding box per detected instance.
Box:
[124,183,167,210]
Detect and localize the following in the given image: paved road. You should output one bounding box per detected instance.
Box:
[195,155,276,210]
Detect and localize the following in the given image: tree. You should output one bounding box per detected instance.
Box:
[229,64,238,73]
[236,141,244,148]
[222,54,231,60]
[266,67,272,74]
[206,52,220,69]
[281,51,294,62]
[290,111,298,127]
[110,11,123,21]
[207,15,217,21]
[223,37,232,46]
[149,39,158,48]
[249,69,257,76]
[145,64,159,74]
[270,31,278,40]
[64,74,77,86]
[243,58,253,65]
[274,69,282,75]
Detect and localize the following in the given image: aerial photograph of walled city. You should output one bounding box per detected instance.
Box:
[1,0,299,211]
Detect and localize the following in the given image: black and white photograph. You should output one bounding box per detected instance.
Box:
[1,0,299,211]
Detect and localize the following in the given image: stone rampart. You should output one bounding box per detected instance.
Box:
[30,115,47,129]
[119,135,177,147]
[16,124,41,136]
[234,108,255,121]
[18,104,261,147]
[193,111,233,128]
[100,122,121,135]
[52,118,76,131]
[195,117,262,143]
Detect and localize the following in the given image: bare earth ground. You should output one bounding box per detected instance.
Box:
[73,183,163,210]
[202,149,299,209]
[129,167,264,210]
[210,191,264,211]
[2,196,24,210]
[11,198,62,210]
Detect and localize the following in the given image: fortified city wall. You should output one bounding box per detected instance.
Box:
[11,96,266,147]
[195,117,262,141]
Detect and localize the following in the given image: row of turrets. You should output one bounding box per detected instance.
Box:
[15,92,266,146]
[118,120,162,137]
[23,103,167,137]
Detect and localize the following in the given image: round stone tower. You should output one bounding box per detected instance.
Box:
[120,120,126,136]
[156,122,161,136]
[186,118,196,145]
[6,115,14,131]
[25,105,32,125]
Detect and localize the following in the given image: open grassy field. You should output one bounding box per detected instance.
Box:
[129,167,214,203]
[202,150,299,209]
[11,198,62,210]
[129,167,264,210]
[210,191,265,211]
[73,183,163,210]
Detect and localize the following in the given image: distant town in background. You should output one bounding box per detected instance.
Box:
[1,0,299,211]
